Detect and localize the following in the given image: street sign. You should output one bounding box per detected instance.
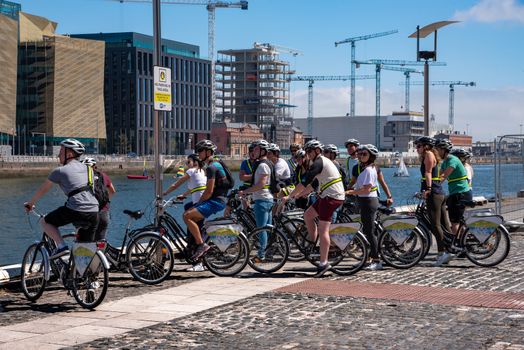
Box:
[154,66,172,111]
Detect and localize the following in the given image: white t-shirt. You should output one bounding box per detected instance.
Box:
[186,167,207,204]
[274,158,291,182]
[355,166,378,198]
[252,162,273,201]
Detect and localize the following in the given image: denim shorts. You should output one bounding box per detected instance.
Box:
[194,198,226,218]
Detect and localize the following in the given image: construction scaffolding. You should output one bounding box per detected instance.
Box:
[215,43,295,146]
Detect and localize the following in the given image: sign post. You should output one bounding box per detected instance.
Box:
[152,0,163,224]
[154,66,172,112]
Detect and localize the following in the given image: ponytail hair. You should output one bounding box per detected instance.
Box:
[188,153,204,169]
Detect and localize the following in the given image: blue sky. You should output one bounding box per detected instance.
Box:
[17,0,524,141]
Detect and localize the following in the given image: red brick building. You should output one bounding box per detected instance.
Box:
[435,132,473,151]
[211,121,264,156]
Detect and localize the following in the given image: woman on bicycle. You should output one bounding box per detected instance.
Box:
[436,139,473,236]
[415,136,451,267]
[164,154,206,211]
[451,148,474,189]
[238,139,274,263]
[345,144,382,270]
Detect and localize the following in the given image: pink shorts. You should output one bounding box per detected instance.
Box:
[312,196,344,222]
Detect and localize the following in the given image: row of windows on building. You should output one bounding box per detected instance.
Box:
[136,51,210,84]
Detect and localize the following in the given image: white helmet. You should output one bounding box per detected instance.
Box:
[359,144,379,157]
[81,157,97,167]
[268,143,280,153]
[324,144,339,155]
[304,140,324,152]
[60,138,85,156]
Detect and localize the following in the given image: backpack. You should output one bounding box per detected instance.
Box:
[251,159,281,194]
[211,160,235,191]
[68,166,110,210]
[90,169,110,210]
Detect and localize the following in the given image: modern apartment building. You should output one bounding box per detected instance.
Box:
[215,43,296,148]
[72,32,212,155]
[0,10,18,143]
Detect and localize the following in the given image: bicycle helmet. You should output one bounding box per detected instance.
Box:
[81,157,97,167]
[60,138,85,156]
[344,138,360,147]
[451,148,471,160]
[359,144,379,157]
[252,139,270,150]
[248,142,256,152]
[435,139,453,152]
[324,144,339,155]
[295,149,306,159]
[289,143,301,151]
[268,143,280,153]
[414,136,436,147]
[195,139,217,153]
[304,140,324,151]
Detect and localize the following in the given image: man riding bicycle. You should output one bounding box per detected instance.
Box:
[24,139,99,259]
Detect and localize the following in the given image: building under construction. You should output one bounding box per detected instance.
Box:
[215,43,296,147]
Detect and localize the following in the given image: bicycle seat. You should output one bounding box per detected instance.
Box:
[378,206,394,215]
[123,209,144,220]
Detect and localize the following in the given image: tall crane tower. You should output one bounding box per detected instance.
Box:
[289,75,374,136]
[334,30,398,117]
[117,0,248,121]
[406,81,476,130]
[353,60,433,146]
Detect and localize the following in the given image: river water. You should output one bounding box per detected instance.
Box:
[0,164,521,266]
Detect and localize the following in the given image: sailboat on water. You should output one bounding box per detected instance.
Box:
[394,155,410,177]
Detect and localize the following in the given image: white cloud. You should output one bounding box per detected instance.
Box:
[290,85,524,142]
[453,0,524,24]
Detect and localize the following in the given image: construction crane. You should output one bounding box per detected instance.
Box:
[335,30,398,117]
[406,81,476,130]
[353,59,433,146]
[380,66,424,113]
[253,42,303,57]
[289,75,374,136]
[116,0,248,122]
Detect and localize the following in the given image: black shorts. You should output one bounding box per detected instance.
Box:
[446,190,473,223]
[44,206,99,242]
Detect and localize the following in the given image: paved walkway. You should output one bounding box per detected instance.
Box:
[0,233,523,349]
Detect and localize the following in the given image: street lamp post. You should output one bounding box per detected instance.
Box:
[410,21,458,136]
[31,132,46,156]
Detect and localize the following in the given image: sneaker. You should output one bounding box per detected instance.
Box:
[366,261,384,271]
[49,246,69,260]
[191,243,210,261]
[252,256,266,264]
[186,263,206,272]
[314,263,332,278]
[433,252,454,267]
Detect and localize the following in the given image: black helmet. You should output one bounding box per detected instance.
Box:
[304,140,324,152]
[60,138,85,156]
[195,139,217,153]
[248,142,256,151]
[344,138,360,147]
[435,139,453,152]
[252,139,270,150]
[451,148,471,160]
[414,136,436,147]
[81,157,97,167]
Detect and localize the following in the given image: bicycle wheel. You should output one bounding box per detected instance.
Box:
[71,252,109,309]
[280,218,306,262]
[247,227,289,274]
[127,232,174,285]
[203,233,250,276]
[330,233,369,276]
[20,243,47,301]
[462,226,510,267]
[379,226,425,269]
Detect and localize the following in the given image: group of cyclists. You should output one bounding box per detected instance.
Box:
[24,134,475,281]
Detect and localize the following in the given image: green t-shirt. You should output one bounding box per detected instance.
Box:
[441,155,470,195]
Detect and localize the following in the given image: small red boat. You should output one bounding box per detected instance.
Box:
[127,175,149,180]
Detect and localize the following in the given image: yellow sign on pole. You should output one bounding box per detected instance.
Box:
[154,66,172,111]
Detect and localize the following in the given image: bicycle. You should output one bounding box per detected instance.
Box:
[413,193,510,267]
[103,209,175,285]
[20,208,110,309]
[142,197,250,276]
[336,198,427,269]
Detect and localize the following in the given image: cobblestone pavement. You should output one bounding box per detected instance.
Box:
[1,234,523,349]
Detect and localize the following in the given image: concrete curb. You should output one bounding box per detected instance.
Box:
[0,264,21,286]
